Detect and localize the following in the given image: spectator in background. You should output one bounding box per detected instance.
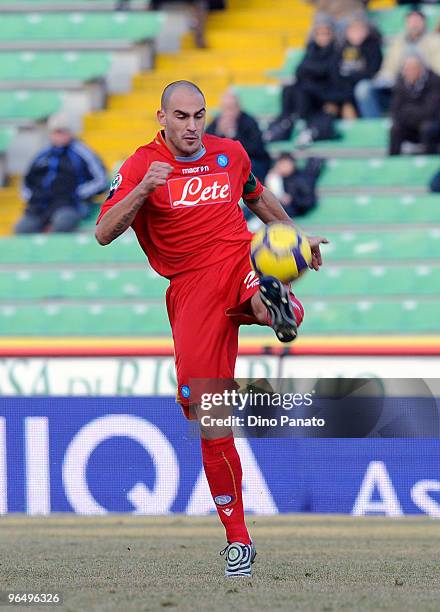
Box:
[206,91,271,183]
[308,0,367,36]
[292,18,345,144]
[337,17,383,118]
[15,113,108,234]
[264,18,342,144]
[356,9,440,117]
[389,55,440,155]
[265,153,325,218]
[294,18,340,119]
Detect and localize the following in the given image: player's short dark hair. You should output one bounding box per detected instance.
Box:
[160,80,206,110]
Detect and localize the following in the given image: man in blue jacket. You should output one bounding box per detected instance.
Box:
[15,113,108,234]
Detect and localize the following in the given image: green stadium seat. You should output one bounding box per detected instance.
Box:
[295,264,440,297]
[240,297,440,336]
[268,119,390,153]
[1,227,439,265]
[319,157,439,188]
[302,194,440,226]
[0,233,144,263]
[0,126,15,152]
[0,90,62,121]
[233,84,281,117]
[310,119,389,150]
[369,6,440,37]
[267,48,304,79]
[1,297,438,336]
[0,0,151,6]
[0,51,111,82]
[0,12,164,44]
[0,126,14,185]
[1,267,168,300]
[3,263,440,302]
[316,228,440,261]
[0,302,170,336]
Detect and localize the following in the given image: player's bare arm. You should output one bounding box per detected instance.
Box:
[244,186,328,271]
[95,161,173,245]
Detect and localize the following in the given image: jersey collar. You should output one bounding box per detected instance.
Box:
[156,130,206,162]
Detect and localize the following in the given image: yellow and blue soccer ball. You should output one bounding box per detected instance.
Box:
[250,222,312,282]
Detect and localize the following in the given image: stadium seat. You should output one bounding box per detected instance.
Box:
[233,85,281,117]
[0,51,110,83]
[0,267,168,300]
[314,228,440,261]
[239,298,440,335]
[320,157,439,188]
[296,264,440,297]
[268,119,390,155]
[3,226,437,265]
[3,263,440,302]
[0,0,151,7]
[0,128,15,152]
[0,302,171,336]
[0,90,63,122]
[267,48,304,79]
[0,127,15,185]
[207,10,313,32]
[303,194,440,226]
[1,297,439,336]
[0,13,164,45]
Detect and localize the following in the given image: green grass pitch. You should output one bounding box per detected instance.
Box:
[0,515,439,611]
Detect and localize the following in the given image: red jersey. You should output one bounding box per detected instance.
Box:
[97,131,263,279]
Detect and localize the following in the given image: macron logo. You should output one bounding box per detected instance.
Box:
[182,165,210,175]
[222,508,234,516]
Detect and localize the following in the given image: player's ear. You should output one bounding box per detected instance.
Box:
[157,109,166,128]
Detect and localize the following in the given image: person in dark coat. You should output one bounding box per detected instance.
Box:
[336,17,383,117]
[294,19,342,120]
[389,54,440,155]
[264,18,342,143]
[206,91,271,182]
[15,113,108,234]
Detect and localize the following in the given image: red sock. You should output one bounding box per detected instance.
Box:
[201,434,250,544]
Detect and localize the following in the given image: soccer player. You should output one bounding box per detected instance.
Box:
[95,81,327,577]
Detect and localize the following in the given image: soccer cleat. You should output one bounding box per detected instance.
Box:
[259,275,297,343]
[220,541,257,577]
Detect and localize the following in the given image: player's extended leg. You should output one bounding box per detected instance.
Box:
[167,266,255,576]
[250,276,305,342]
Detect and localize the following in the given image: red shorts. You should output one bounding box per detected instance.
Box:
[166,245,304,419]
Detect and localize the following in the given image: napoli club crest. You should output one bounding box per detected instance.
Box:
[217,154,229,168]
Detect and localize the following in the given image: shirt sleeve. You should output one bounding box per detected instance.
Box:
[236,141,264,201]
[96,153,143,224]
